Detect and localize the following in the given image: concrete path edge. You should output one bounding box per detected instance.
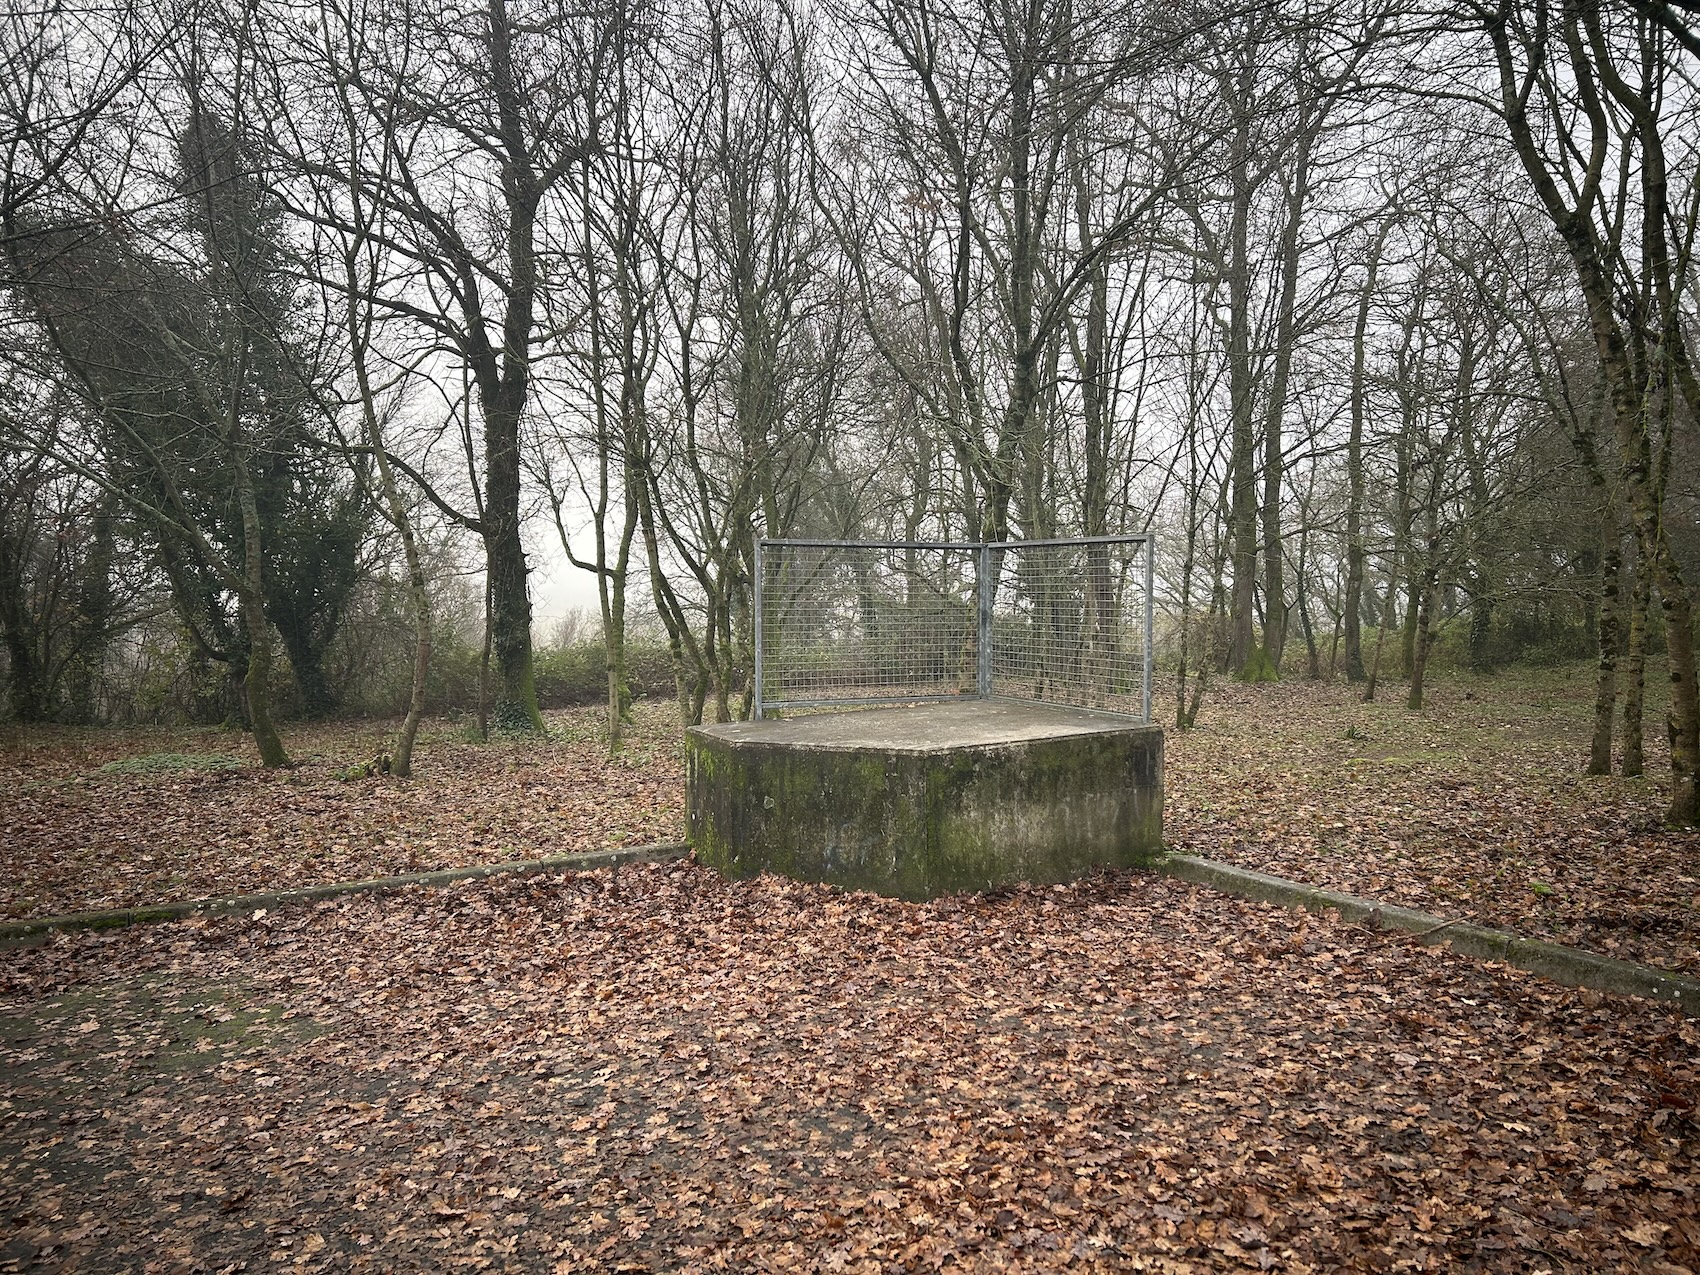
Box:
[0,843,692,950]
[1157,852,1700,1016]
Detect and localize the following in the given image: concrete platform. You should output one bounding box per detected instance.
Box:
[687,701,1163,899]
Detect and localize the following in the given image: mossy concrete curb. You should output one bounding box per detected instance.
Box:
[1158,853,1700,1016]
[0,843,691,950]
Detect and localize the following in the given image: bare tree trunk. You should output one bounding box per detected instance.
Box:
[230,436,287,767]
[1257,130,1316,672]
[1364,565,1397,704]
[478,574,492,742]
[355,357,430,778]
[1295,528,1321,681]
[1588,528,1621,776]
[1224,92,1261,679]
[1623,536,1650,778]
[1345,218,1391,682]
[355,394,431,777]
[1407,569,1439,712]
[1487,2,1698,823]
[1183,567,1225,730]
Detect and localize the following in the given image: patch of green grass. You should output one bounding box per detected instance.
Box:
[96,752,243,776]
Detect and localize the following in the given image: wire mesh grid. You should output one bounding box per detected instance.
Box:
[756,536,1151,720]
[988,540,1149,717]
[756,541,981,708]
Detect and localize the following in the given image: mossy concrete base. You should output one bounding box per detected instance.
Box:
[687,701,1163,900]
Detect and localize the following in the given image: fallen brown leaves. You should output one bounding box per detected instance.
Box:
[0,704,684,920]
[1167,669,1700,975]
[2,863,1696,1273]
[3,665,1696,983]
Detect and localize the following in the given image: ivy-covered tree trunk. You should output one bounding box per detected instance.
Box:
[482,422,542,735]
[274,623,337,719]
[0,627,47,722]
[0,508,48,721]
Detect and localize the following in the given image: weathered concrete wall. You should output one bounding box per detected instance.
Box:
[688,702,1163,900]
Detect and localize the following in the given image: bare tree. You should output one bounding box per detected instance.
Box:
[267,0,624,733]
[1477,0,1700,822]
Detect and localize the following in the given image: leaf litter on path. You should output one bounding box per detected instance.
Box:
[1,862,1695,1273]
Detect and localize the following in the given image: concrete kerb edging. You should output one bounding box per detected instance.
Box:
[12,840,1693,1017]
[1157,852,1700,1017]
[0,842,692,950]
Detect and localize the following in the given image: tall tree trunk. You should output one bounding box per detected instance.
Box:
[1407,568,1438,711]
[1364,564,1397,704]
[1588,527,1621,776]
[634,467,699,728]
[234,488,287,768]
[1257,131,1314,672]
[351,297,431,778]
[1298,577,1321,680]
[1344,220,1390,683]
[1622,538,1649,779]
[1461,348,1494,676]
[1400,569,1421,680]
[395,560,432,779]
[1294,524,1321,680]
[478,574,493,741]
[1389,302,1421,686]
[222,325,287,767]
[481,404,542,733]
[469,0,547,734]
[1488,4,1698,823]
[1224,80,1259,677]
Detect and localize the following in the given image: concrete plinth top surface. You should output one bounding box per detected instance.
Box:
[691,699,1154,753]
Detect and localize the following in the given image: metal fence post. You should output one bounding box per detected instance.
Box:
[753,538,765,720]
[976,543,993,699]
[1143,535,1154,723]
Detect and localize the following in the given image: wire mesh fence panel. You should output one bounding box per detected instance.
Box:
[987,539,1150,717]
[756,536,1151,719]
[757,541,981,711]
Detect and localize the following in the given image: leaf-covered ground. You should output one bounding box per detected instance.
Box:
[3,665,1697,977]
[0,704,685,920]
[1166,666,1700,975]
[2,862,1697,1274]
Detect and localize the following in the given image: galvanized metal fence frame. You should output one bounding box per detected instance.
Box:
[754,535,1154,722]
